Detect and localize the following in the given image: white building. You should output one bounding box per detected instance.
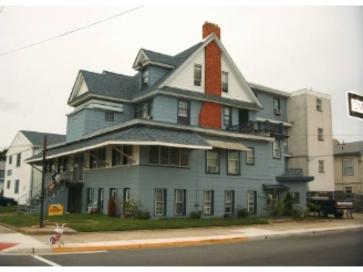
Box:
[3,131,65,204]
[287,89,335,195]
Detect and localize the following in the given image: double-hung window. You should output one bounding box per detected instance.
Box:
[123,188,131,206]
[224,190,234,216]
[206,150,220,174]
[194,64,202,86]
[16,153,21,167]
[14,180,19,194]
[342,159,354,176]
[273,97,281,115]
[177,100,190,125]
[318,160,325,173]
[316,98,322,112]
[291,192,300,204]
[8,155,12,165]
[135,101,152,120]
[227,150,240,175]
[98,188,104,210]
[105,111,114,122]
[87,188,96,206]
[175,189,186,216]
[222,71,228,93]
[142,69,149,88]
[6,180,10,189]
[246,147,255,165]
[154,188,167,216]
[247,191,257,214]
[223,107,232,128]
[203,190,213,215]
[318,128,324,141]
[272,140,281,159]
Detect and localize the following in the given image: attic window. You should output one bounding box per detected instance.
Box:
[142,70,149,88]
[222,71,228,93]
[194,64,202,86]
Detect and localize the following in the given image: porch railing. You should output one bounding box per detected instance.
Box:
[226,121,288,138]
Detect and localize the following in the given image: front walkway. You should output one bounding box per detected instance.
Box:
[1,213,363,254]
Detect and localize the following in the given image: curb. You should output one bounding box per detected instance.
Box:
[52,236,248,253]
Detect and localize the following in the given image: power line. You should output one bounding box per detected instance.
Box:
[0,5,143,57]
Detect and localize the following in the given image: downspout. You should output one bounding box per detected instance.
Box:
[194,150,199,211]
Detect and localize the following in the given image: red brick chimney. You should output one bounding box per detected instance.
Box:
[202,21,221,39]
[199,22,222,129]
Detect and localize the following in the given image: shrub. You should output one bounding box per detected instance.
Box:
[237,208,249,218]
[282,193,294,217]
[291,208,304,219]
[270,203,284,217]
[190,210,202,219]
[135,209,151,220]
[122,199,150,220]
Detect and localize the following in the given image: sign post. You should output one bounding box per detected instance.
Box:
[39,135,47,228]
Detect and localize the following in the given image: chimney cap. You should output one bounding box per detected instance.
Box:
[202,21,221,39]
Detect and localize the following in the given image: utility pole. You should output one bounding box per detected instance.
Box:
[39,135,47,228]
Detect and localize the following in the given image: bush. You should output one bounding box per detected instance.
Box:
[270,203,284,217]
[237,208,249,218]
[135,209,151,220]
[291,208,304,219]
[122,199,150,220]
[190,210,202,219]
[282,193,294,217]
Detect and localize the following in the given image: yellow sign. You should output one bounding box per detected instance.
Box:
[48,204,64,216]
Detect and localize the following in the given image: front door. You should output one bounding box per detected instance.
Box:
[67,184,83,213]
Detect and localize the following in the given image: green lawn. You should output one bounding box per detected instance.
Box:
[0,212,268,232]
[0,206,18,214]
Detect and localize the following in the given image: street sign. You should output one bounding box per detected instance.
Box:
[48,204,64,216]
[348,92,363,119]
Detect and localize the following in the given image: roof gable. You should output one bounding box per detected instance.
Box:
[21,130,66,146]
[160,34,262,108]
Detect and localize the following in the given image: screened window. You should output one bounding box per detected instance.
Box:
[318,128,324,141]
[272,140,281,159]
[177,100,190,125]
[246,147,255,165]
[224,190,234,216]
[105,111,115,122]
[175,189,186,216]
[206,150,220,174]
[222,71,228,93]
[318,160,325,173]
[342,159,354,176]
[227,150,240,175]
[154,188,166,216]
[194,64,202,86]
[273,97,281,115]
[112,145,133,166]
[316,98,322,112]
[203,190,213,215]
[247,191,257,214]
[149,147,189,167]
[223,107,231,127]
[89,148,107,169]
[16,153,21,167]
[14,180,19,194]
[142,69,149,88]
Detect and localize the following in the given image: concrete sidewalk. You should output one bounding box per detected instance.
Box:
[1,213,363,254]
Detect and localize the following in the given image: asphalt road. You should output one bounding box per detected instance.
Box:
[1,229,363,266]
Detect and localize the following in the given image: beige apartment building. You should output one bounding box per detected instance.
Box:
[334,140,363,195]
[287,89,335,195]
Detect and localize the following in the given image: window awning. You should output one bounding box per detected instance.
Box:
[263,184,288,191]
[203,136,250,151]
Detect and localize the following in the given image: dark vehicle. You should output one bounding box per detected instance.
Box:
[0,196,17,206]
[308,196,354,218]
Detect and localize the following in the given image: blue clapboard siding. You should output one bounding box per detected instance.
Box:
[66,104,135,142]
[253,90,288,122]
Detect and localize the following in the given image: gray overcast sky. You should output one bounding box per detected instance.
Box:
[0,6,362,149]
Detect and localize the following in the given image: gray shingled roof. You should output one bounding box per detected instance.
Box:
[27,126,209,162]
[69,42,203,105]
[21,131,66,146]
[334,141,363,156]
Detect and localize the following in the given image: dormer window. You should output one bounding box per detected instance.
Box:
[222,71,228,93]
[194,64,202,86]
[142,69,149,88]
